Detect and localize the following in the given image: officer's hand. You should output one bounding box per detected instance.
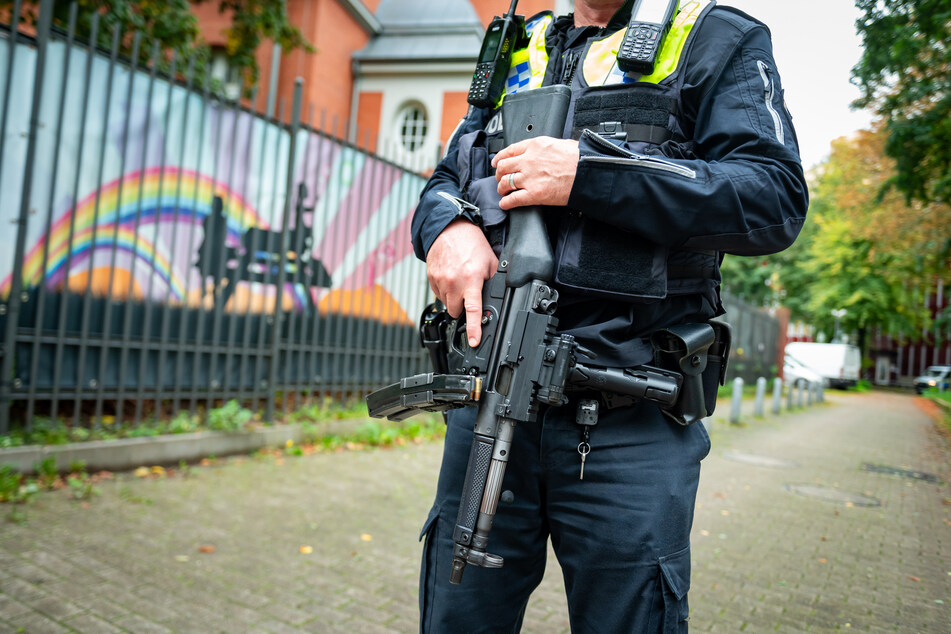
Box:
[492,137,579,210]
[426,218,499,348]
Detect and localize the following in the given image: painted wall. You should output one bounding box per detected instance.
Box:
[0,36,429,328]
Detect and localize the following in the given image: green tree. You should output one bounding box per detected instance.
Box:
[6,0,313,92]
[852,0,951,206]
[783,130,948,353]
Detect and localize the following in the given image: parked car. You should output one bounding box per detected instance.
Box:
[784,355,826,388]
[913,365,951,394]
[784,342,861,389]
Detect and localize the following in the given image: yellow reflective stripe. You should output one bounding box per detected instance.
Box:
[499,13,553,106]
[582,29,626,87]
[582,0,711,86]
[526,14,551,89]
[639,0,710,83]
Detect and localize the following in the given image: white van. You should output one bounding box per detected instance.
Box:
[785,342,862,389]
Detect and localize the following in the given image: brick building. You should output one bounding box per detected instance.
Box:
[194,0,570,170]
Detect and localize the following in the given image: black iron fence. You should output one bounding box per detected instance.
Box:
[0,1,781,437]
[0,2,432,434]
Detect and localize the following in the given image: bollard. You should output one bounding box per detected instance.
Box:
[797,380,804,407]
[730,377,744,424]
[817,382,824,403]
[806,381,813,406]
[754,377,767,417]
[787,378,795,409]
[772,377,782,414]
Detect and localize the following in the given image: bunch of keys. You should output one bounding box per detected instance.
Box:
[576,399,598,480]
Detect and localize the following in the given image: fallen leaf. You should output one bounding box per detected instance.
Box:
[818,558,827,564]
[360,534,373,542]
[199,545,216,554]
[942,498,951,506]
[700,529,710,536]
[908,576,921,582]
[286,439,294,448]
[134,466,150,478]
[720,510,729,516]
[175,555,190,563]
[821,537,827,541]
[300,545,313,554]
[714,492,726,499]
[150,466,166,476]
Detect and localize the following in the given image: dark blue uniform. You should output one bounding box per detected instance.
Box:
[412,2,807,631]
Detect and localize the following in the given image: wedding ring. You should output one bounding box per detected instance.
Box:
[508,172,517,190]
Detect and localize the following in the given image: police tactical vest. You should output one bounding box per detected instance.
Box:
[460,0,719,304]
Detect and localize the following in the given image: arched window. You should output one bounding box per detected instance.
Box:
[397,102,428,152]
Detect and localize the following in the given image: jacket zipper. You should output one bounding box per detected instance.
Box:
[579,129,697,178]
[756,60,785,145]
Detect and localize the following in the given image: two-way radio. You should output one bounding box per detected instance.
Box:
[616,0,680,75]
[468,0,527,108]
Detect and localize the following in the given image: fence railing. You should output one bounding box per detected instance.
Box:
[0,1,782,437]
[0,2,431,434]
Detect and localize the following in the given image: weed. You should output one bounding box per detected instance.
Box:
[35,457,59,490]
[67,474,98,501]
[208,400,253,432]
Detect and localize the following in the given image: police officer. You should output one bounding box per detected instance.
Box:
[412,0,807,631]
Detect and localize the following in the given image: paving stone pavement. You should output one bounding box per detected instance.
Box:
[0,390,949,633]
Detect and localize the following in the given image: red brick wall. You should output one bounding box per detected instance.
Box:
[440,92,470,148]
[357,91,384,152]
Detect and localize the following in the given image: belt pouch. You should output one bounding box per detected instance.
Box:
[651,323,716,425]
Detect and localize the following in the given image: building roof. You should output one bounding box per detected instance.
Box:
[352,0,485,64]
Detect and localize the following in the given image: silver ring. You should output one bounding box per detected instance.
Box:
[508,172,517,190]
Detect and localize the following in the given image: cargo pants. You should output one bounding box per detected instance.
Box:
[418,396,711,633]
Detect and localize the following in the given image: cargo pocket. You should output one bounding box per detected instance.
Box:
[658,545,691,633]
[418,504,441,629]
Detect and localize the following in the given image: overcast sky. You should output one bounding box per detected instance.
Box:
[718,0,876,169]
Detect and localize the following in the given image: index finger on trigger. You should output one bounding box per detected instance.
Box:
[463,292,483,348]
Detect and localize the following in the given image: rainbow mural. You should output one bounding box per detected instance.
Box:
[0,36,429,333]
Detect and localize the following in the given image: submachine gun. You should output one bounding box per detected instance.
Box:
[366,85,727,584]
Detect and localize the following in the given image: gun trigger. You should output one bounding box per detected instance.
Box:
[575,343,596,360]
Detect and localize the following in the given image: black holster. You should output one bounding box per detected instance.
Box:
[651,321,732,425]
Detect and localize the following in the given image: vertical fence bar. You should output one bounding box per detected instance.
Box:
[160,55,197,417]
[207,82,243,413]
[50,11,98,425]
[253,98,286,414]
[237,90,270,409]
[266,78,303,421]
[0,0,54,434]
[317,114,342,397]
[95,31,142,426]
[202,79,231,417]
[307,116,330,403]
[72,23,121,429]
[223,88,257,406]
[26,5,78,428]
[135,51,178,425]
[191,66,224,418]
[293,107,317,409]
[288,106,316,413]
[185,65,213,418]
[0,0,22,183]
[115,39,159,428]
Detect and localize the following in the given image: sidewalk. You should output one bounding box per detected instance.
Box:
[1,390,949,632]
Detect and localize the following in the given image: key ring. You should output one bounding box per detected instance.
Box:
[577,441,590,456]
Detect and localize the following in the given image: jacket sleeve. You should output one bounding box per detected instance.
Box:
[565,12,808,256]
[410,106,491,261]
